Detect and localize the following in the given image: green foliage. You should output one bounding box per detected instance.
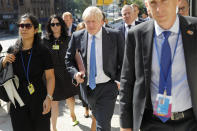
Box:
[73,0,92,13]
[128,0,145,15]
[118,0,145,9]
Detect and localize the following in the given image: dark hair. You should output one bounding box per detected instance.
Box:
[0,44,2,53]
[46,14,68,39]
[10,13,40,54]
[18,13,39,29]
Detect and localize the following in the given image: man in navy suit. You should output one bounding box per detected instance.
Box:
[62,12,77,36]
[66,6,124,131]
[131,3,145,22]
[120,0,197,131]
[118,5,142,41]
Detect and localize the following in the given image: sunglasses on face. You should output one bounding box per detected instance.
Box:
[50,23,61,27]
[18,23,33,29]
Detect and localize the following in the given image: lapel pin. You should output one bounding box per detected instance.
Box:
[186,30,194,35]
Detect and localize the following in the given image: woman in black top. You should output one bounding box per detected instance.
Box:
[1,14,55,131]
[44,15,78,130]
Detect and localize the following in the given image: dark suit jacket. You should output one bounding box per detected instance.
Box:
[71,23,77,33]
[119,15,197,131]
[66,27,124,104]
[117,21,142,41]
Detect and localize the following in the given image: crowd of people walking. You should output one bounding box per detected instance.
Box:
[0,0,197,131]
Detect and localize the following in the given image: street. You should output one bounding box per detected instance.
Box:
[0,35,120,131]
[0,96,120,131]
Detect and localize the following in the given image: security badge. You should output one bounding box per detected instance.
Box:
[28,83,35,95]
[52,44,59,50]
[154,89,172,117]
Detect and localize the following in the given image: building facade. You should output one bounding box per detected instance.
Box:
[0,0,18,31]
[18,0,54,25]
[0,0,54,32]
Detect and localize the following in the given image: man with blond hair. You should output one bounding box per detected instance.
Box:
[131,3,144,22]
[62,12,76,36]
[66,6,124,131]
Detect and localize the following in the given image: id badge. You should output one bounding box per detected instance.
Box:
[52,45,59,50]
[154,94,172,117]
[28,83,35,95]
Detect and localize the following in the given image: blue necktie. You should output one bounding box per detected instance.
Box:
[158,31,172,122]
[89,35,97,90]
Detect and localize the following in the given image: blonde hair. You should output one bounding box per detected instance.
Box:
[62,12,73,19]
[76,22,86,31]
[82,6,103,22]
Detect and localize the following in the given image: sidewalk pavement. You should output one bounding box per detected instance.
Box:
[0,96,120,131]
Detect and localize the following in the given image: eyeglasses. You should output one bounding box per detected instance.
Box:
[178,6,188,12]
[18,23,33,29]
[50,23,61,27]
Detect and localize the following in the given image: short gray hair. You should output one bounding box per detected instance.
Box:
[82,6,103,22]
[121,5,134,14]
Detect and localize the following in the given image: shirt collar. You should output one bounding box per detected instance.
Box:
[88,27,102,39]
[131,21,135,26]
[154,15,179,37]
[136,17,139,21]
[124,23,129,28]
[125,23,134,28]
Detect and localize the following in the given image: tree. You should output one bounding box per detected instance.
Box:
[74,0,92,13]
[128,0,145,16]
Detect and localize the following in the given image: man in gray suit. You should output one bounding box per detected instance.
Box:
[120,0,197,131]
[66,6,124,131]
[118,5,141,41]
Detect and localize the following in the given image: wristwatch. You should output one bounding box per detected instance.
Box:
[47,94,53,101]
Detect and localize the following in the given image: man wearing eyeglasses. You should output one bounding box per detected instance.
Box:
[120,0,197,131]
[178,0,189,16]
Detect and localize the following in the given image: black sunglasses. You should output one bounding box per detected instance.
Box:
[50,23,61,27]
[18,23,33,29]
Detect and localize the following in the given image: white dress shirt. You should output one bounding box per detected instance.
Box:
[124,23,134,40]
[151,15,192,112]
[68,25,72,36]
[87,28,110,85]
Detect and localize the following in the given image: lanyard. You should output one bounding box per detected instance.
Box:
[154,29,180,91]
[20,49,33,83]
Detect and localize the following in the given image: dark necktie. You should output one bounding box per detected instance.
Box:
[128,25,131,29]
[158,31,172,122]
[159,31,172,94]
[89,35,97,90]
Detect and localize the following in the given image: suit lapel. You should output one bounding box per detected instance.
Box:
[179,16,197,116]
[80,30,88,70]
[102,27,110,71]
[141,21,154,90]
[180,15,196,87]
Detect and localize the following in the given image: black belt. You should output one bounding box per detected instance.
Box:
[144,108,194,121]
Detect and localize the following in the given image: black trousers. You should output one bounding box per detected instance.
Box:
[141,109,197,131]
[87,80,118,131]
[10,103,50,131]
